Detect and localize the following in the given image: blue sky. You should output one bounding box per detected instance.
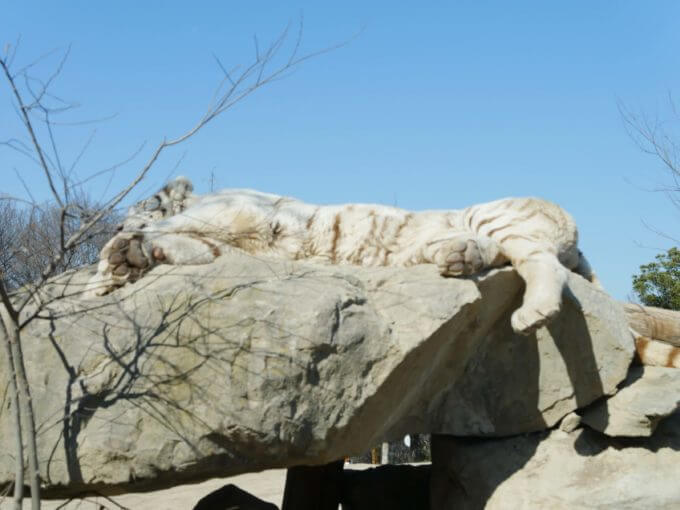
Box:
[2,1,679,300]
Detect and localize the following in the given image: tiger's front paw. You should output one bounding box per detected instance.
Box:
[510,301,561,336]
[432,235,485,276]
[106,234,148,283]
[89,233,167,295]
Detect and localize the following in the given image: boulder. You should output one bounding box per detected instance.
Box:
[424,271,635,436]
[430,413,680,510]
[0,252,633,495]
[581,365,680,437]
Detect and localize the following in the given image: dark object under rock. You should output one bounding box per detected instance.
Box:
[281,460,344,510]
[341,464,431,509]
[192,483,279,510]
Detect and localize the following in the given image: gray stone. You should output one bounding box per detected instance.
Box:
[422,271,634,436]
[622,303,680,346]
[559,412,582,433]
[0,252,633,495]
[581,365,680,437]
[431,413,680,510]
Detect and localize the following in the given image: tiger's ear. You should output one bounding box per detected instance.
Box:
[165,176,194,200]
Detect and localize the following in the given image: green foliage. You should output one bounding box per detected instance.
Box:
[632,247,680,310]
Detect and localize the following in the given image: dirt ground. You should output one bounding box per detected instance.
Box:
[0,463,379,509]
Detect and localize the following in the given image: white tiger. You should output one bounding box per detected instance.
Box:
[85,177,597,335]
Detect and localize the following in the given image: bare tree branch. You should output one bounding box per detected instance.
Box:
[0,19,347,508]
[1,56,64,208]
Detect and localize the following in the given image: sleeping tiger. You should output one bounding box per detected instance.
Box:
[85,177,597,335]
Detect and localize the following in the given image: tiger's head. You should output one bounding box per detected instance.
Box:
[119,176,195,232]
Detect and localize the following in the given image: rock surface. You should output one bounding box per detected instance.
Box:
[581,365,680,437]
[559,412,582,433]
[431,413,680,510]
[623,303,680,346]
[424,271,634,436]
[0,252,633,495]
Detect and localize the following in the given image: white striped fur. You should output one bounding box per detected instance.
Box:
[633,332,680,368]
[86,177,594,335]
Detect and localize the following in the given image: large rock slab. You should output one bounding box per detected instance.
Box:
[0,252,633,495]
[581,366,680,437]
[420,271,635,436]
[431,413,680,509]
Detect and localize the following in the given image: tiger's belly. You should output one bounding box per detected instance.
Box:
[297,205,462,268]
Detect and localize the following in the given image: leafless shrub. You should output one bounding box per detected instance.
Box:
[0,197,121,291]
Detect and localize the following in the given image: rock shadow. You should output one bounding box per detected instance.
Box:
[430,278,610,508]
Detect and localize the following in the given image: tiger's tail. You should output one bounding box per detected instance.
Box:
[624,303,680,368]
[633,331,680,368]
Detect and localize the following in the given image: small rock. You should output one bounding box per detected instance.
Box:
[559,412,581,433]
[581,365,680,437]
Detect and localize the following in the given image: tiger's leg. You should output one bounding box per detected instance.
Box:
[506,249,569,335]
[420,227,569,334]
[469,198,580,335]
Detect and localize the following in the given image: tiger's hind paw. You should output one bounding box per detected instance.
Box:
[433,235,485,276]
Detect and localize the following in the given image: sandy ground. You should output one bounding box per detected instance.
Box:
[0,464,380,509]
